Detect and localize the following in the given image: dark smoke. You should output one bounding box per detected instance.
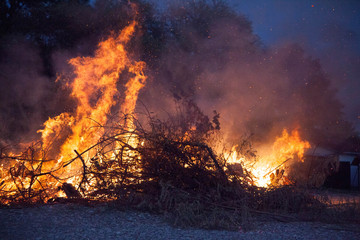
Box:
[0,38,54,144]
[0,0,355,151]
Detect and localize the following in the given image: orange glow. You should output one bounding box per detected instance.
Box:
[57,21,140,160]
[0,18,312,204]
[226,129,311,187]
[0,20,146,203]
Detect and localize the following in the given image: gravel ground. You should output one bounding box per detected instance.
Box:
[1,204,359,240]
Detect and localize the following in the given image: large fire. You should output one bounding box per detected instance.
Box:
[1,21,145,202]
[0,20,311,204]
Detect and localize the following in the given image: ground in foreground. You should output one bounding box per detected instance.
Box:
[1,204,359,240]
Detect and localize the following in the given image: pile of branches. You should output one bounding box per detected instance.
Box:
[0,142,66,204]
[0,102,322,229]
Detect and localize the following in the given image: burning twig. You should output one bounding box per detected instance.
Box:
[263,158,292,178]
[74,150,87,194]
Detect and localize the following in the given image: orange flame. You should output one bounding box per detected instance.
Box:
[226,129,311,187]
[41,21,143,160]
[1,21,146,201]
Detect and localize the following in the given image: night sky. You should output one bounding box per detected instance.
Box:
[151,0,360,131]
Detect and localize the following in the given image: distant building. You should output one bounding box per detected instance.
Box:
[325,152,360,189]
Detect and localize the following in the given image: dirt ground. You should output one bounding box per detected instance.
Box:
[1,203,359,240]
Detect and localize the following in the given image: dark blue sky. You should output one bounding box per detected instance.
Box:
[232,1,360,46]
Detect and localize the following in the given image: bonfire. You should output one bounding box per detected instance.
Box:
[0,4,344,230]
[0,15,311,197]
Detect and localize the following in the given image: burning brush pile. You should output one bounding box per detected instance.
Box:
[0,20,317,227]
[0,1,354,229]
